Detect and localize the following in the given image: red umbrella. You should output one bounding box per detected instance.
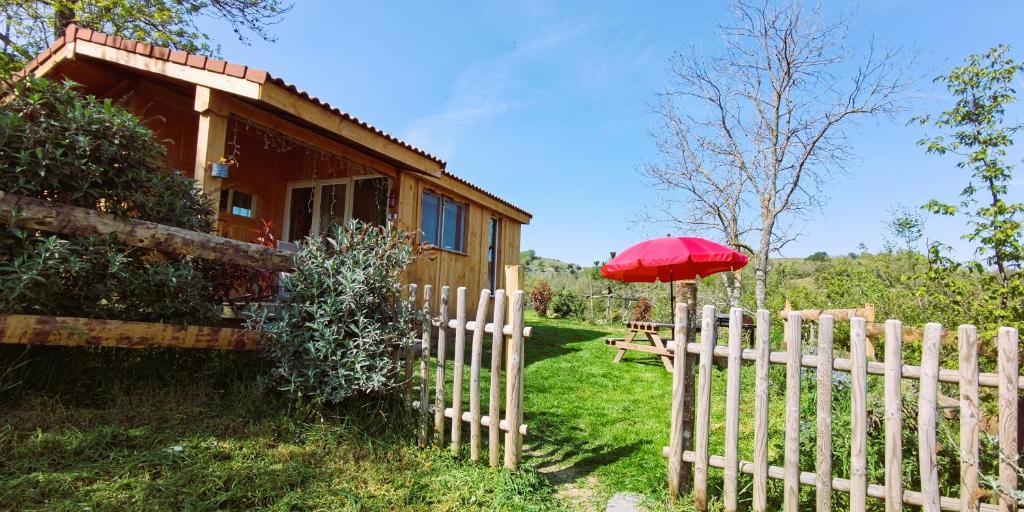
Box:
[601,236,748,306]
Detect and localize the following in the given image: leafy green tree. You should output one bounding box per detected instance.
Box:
[805,251,830,262]
[0,0,291,77]
[519,249,536,266]
[914,45,1024,329]
[883,206,926,253]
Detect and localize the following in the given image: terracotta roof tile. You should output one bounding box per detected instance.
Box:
[244,68,268,83]
[168,50,188,64]
[186,54,206,69]
[151,46,170,60]
[224,62,247,78]
[64,25,77,42]
[135,42,152,57]
[204,58,227,73]
[89,31,105,44]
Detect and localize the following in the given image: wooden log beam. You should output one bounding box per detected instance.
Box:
[0,191,295,271]
[0,314,261,350]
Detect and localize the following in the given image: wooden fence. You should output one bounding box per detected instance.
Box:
[404,283,531,470]
[666,303,1022,512]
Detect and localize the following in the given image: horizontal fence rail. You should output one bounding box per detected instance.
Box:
[0,191,294,271]
[0,313,260,350]
[406,284,530,470]
[666,304,1022,512]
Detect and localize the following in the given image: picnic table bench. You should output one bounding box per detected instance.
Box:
[604,315,755,371]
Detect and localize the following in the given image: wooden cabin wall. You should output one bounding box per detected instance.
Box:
[397,172,524,310]
[215,119,399,242]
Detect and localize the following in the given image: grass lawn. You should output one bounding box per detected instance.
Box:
[1,313,892,511]
[521,313,790,511]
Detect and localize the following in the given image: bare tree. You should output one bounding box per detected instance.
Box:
[638,94,754,306]
[641,0,910,309]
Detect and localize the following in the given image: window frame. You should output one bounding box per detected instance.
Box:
[420,189,469,254]
[218,188,258,219]
[282,175,387,242]
[487,217,501,290]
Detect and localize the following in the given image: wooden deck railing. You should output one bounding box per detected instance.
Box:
[666,303,1022,512]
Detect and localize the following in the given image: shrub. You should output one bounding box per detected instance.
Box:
[529,279,554,317]
[248,222,418,404]
[551,289,584,319]
[0,78,223,324]
[631,297,653,322]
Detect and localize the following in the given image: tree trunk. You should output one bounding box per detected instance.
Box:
[0,191,295,271]
[754,223,773,311]
[722,271,742,307]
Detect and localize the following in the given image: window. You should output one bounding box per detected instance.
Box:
[283,176,389,242]
[352,177,389,225]
[420,191,467,253]
[487,218,500,289]
[219,188,257,219]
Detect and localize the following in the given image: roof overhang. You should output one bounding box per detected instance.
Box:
[26,27,445,178]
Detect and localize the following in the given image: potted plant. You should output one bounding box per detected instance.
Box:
[211,156,235,178]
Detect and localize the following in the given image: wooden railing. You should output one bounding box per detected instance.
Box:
[404,284,531,470]
[0,191,295,350]
[666,303,1022,512]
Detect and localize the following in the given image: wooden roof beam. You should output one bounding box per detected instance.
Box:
[258,81,443,178]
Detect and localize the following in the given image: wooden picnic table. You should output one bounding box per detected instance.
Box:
[604,315,755,371]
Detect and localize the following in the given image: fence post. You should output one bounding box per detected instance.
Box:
[503,265,523,429]
[723,307,744,512]
[753,309,771,512]
[418,284,432,447]
[406,284,417,397]
[488,290,506,467]
[693,304,717,511]
[958,325,979,512]
[851,317,868,510]
[434,286,449,446]
[919,323,943,512]
[783,311,802,512]
[469,289,491,462]
[451,287,468,455]
[816,314,835,512]
[997,327,1019,512]
[884,319,904,512]
[668,302,688,503]
[504,290,525,470]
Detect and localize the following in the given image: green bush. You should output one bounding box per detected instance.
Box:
[551,289,584,319]
[0,78,225,324]
[248,222,418,404]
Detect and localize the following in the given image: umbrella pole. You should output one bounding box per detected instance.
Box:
[669,270,675,310]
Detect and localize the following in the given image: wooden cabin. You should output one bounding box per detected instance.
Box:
[18,25,531,297]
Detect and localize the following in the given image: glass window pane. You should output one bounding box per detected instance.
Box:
[442,200,465,252]
[318,183,348,235]
[352,177,388,225]
[219,189,229,212]
[420,192,441,245]
[487,218,499,289]
[288,186,314,242]
[231,191,255,218]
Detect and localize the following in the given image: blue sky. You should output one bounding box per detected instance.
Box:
[202,1,1024,265]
